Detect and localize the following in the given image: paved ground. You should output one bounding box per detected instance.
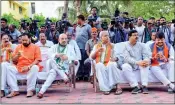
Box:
[1,81,175,104]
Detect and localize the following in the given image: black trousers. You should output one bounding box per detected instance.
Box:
[76,49,88,79]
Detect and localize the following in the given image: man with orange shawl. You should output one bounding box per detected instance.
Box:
[1,33,17,98]
[149,32,175,93]
[90,31,122,95]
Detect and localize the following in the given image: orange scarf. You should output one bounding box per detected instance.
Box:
[0,44,12,62]
[151,43,169,66]
[95,42,112,66]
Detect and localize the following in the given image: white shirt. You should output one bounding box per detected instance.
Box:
[68,39,81,60]
[35,40,54,61]
[135,25,145,42]
[123,41,151,69]
[145,40,154,48]
[170,24,175,43]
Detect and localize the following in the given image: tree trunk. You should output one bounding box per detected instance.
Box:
[63,0,69,14]
[74,0,81,16]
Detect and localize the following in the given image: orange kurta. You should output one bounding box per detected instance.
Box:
[12,43,42,73]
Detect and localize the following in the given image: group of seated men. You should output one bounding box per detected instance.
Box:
[0,27,174,99]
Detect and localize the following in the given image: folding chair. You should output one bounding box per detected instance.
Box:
[91,60,99,93]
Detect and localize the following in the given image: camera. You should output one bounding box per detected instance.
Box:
[56,20,70,33]
[20,19,29,29]
[101,21,108,30]
[124,17,135,23]
[110,17,123,27]
[45,18,52,29]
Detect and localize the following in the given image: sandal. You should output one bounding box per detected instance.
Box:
[6,91,20,98]
[1,90,5,98]
[114,88,123,95]
[103,91,110,95]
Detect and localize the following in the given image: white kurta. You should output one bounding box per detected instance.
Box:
[7,65,39,91]
[121,41,150,87]
[35,40,54,72]
[39,44,76,94]
[1,43,17,90]
[149,44,175,87]
[90,43,121,92]
[68,39,81,75]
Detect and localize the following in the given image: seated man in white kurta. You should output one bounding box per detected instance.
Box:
[149,32,175,93]
[1,33,17,98]
[66,31,81,76]
[35,33,54,71]
[37,33,76,98]
[90,31,122,95]
[121,30,151,94]
[145,31,156,48]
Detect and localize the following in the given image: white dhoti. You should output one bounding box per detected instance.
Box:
[95,62,121,92]
[7,65,39,91]
[39,59,68,94]
[1,62,11,90]
[121,63,149,87]
[150,61,174,86]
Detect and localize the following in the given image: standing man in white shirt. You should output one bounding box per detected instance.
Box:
[135,17,145,42]
[66,31,81,76]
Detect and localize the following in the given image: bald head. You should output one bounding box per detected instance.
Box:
[99,31,110,44]
[59,33,68,46]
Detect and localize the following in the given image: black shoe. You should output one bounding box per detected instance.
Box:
[83,77,89,82]
[142,86,149,94]
[131,86,141,94]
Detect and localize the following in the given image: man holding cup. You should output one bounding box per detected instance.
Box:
[4,33,42,98]
[90,31,122,95]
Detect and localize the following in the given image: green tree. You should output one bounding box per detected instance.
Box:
[33,13,46,27]
[2,13,20,28]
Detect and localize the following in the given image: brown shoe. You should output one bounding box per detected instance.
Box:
[26,91,34,98]
[37,93,43,99]
[1,90,5,98]
[6,91,20,98]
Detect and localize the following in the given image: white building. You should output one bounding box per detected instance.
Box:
[33,1,64,18]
